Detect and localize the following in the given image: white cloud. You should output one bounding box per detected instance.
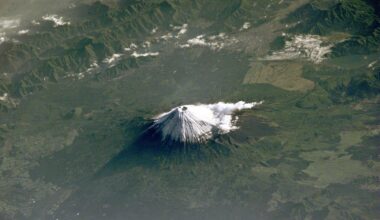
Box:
[368,60,378,69]
[0,18,20,44]
[0,93,9,101]
[103,54,123,66]
[42,14,70,27]
[181,33,238,50]
[124,43,138,51]
[31,20,40,25]
[174,23,188,38]
[131,51,159,58]
[0,18,20,30]
[187,35,208,46]
[159,24,188,41]
[239,22,251,31]
[0,33,6,44]
[86,62,99,72]
[150,101,263,143]
[18,29,29,35]
[0,92,18,107]
[151,27,158,34]
[142,41,151,48]
[160,32,174,41]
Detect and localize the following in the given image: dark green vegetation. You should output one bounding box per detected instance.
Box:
[0,1,174,101]
[0,0,379,220]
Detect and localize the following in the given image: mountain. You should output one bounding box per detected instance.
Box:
[149,105,215,144]
[0,1,176,107]
[283,0,380,55]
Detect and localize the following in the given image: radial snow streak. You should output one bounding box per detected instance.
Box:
[149,101,263,144]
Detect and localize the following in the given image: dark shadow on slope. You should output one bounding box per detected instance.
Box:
[93,118,235,179]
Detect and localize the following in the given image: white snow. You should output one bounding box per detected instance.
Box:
[187,35,208,46]
[131,51,159,58]
[31,20,40,25]
[0,93,8,101]
[239,22,251,31]
[18,29,29,35]
[159,24,188,40]
[0,33,6,44]
[66,62,99,80]
[178,43,190,48]
[368,60,378,69]
[151,27,158,34]
[103,54,123,65]
[77,72,85,80]
[124,43,138,51]
[181,33,238,50]
[42,15,70,27]
[86,62,99,73]
[174,24,188,38]
[142,41,151,48]
[263,34,333,64]
[160,32,174,41]
[150,101,263,143]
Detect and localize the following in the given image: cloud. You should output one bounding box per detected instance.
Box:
[131,51,159,58]
[180,33,238,51]
[103,53,123,66]
[42,14,70,27]
[239,22,251,31]
[0,18,20,30]
[150,101,263,143]
[18,29,29,34]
